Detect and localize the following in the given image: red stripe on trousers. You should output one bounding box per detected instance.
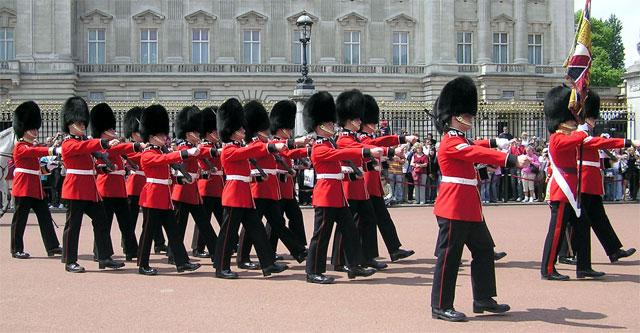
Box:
[547,202,566,275]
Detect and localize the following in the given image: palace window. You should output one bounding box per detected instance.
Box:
[343,31,361,65]
[492,32,508,64]
[456,32,473,64]
[243,30,260,64]
[140,29,158,64]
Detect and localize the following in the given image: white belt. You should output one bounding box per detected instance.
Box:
[581,161,601,168]
[14,167,41,176]
[133,171,146,176]
[317,173,344,180]
[146,178,171,185]
[252,168,278,175]
[226,175,251,182]
[109,170,126,176]
[188,172,199,179]
[373,165,382,172]
[358,167,364,172]
[66,168,96,176]
[211,171,224,176]
[441,175,478,186]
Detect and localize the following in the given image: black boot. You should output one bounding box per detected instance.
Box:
[11,251,30,259]
[293,249,308,264]
[98,258,125,270]
[390,248,415,262]
[364,259,388,270]
[176,262,201,273]
[215,269,239,279]
[333,265,348,272]
[493,251,507,261]
[154,244,168,254]
[541,269,570,281]
[347,265,376,279]
[65,263,86,273]
[237,261,261,270]
[576,269,605,279]
[431,308,467,322]
[138,266,158,276]
[306,273,335,284]
[192,249,210,258]
[473,298,510,314]
[46,247,63,257]
[262,262,289,277]
[609,248,636,263]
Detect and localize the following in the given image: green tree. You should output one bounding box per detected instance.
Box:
[573,10,625,86]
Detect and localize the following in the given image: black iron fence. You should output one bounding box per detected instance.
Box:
[0,99,634,142]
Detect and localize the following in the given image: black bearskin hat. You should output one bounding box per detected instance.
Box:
[90,103,116,138]
[362,94,380,125]
[175,105,201,139]
[336,89,365,127]
[434,76,478,133]
[140,104,170,142]
[243,100,270,141]
[543,86,574,134]
[60,97,90,133]
[584,90,600,120]
[270,100,297,133]
[13,101,42,138]
[217,98,245,143]
[123,106,143,139]
[303,91,337,133]
[199,106,218,138]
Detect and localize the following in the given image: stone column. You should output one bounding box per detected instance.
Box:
[438,0,456,63]
[514,0,528,64]
[476,0,491,64]
[292,86,316,137]
[15,0,33,60]
[625,57,640,140]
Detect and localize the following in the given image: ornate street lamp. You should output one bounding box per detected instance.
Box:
[296,14,314,89]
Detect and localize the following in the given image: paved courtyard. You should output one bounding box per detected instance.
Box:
[1,204,638,332]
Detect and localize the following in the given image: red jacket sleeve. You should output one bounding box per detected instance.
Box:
[224,142,270,162]
[141,151,184,167]
[361,135,401,147]
[280,147,309,159]
[313,144,369,162]
[14,144,52,159]
[582,136,629,150]
[446,140,514,167]
[62,138,105,156]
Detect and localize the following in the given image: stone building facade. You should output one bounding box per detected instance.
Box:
[0,0,575,104]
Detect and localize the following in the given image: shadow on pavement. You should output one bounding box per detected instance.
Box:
[473,307,626,329]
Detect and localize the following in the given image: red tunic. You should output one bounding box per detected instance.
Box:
[336,131,391,201]
[311,137,371,208]
[580,137,629,196]
[125,152,146,197]
[360,133,402,198]
[139,146,186,210]
[433,130,514,222]
[197,141,224,198]
[61,136,106,202]
[95,143,137,199]
[278,147,309,200]
[220,141,273,208]
[249,138,283,200]
[171,143,203,205]
[11,141,52,199]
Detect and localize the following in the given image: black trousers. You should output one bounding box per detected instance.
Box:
[61,200,113,263]
[560,193,623,257]
[541,201,592,275]
[369,195,403,255]
[214,206,274,271]
[237,198,305,263]
[137,207,189,267]
[431,216,496,310]
[279,198,307,246]
[331,199,377,266]
[306,206,365,274]
[128,195,166,249]
[191,196,223,251]
[169,201,217,263]
[10,196,60,253]
[94,197,139,257]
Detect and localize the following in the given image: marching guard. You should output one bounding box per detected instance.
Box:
[236,100,307,268]
[303,91,381,284]
[213,98,289,279]
[429,76,527,321]
[59,97,124,273]
[169,106,218,266]
[90,103,140,261]
[136,104,201,275]
[10,101,62,259]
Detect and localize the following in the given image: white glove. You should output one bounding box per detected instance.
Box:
[186,147,199,156]
[341,166,354,174]
[495,138,510,150]
[577,123,590,132]
[250,169,261,177]
[54,147,62,155]
[46,161,60,171]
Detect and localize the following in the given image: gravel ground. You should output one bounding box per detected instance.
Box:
[0,203,638,332]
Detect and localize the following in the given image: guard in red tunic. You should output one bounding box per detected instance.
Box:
[331,89,405,271]
[59,97,124,273]
[213,98,289,279]
[90,103,140,261]
[430,77,524,321]
[191,106,224,257]
[10,101,61,259]
[360,94,416,262]
[168,106,218,266]
[236,100,307,269]
[268,100,309,247]
[303,91,380,284]
[122,106,168,253]
[136,104,201,275]
[577,91,637,262]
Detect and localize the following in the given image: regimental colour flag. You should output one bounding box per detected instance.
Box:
[564,0,592,121]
